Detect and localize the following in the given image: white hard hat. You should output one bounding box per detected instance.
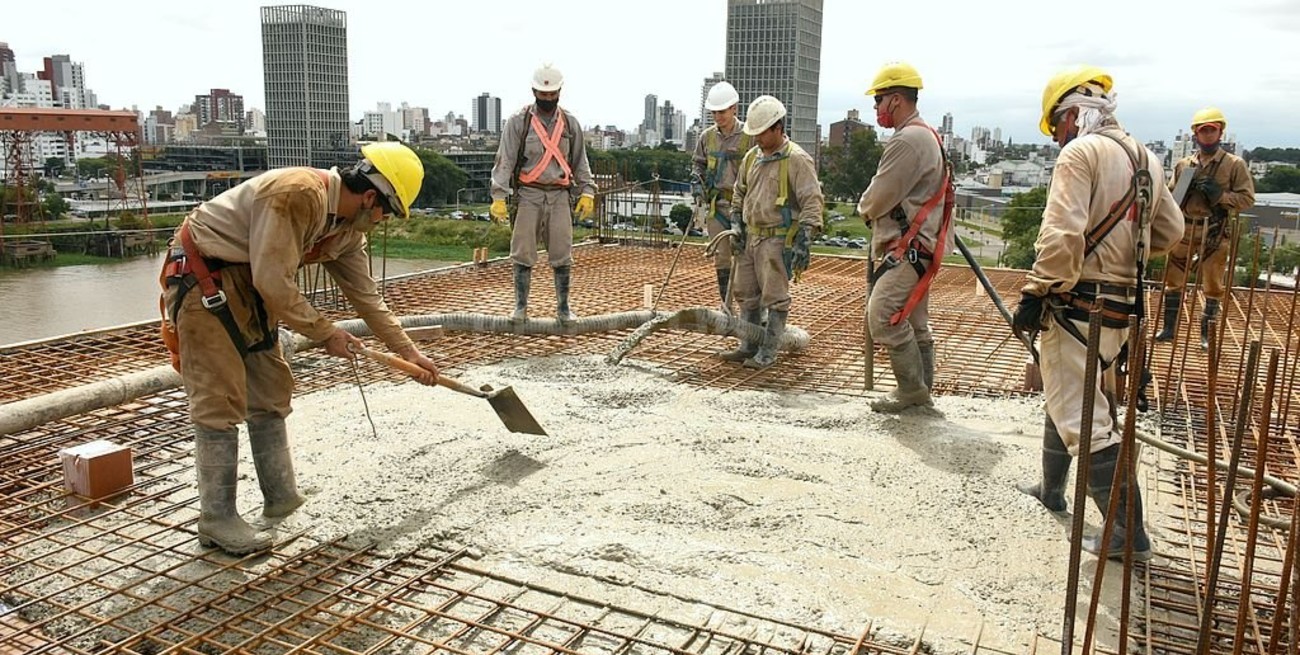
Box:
[704,81,740,111]
[532,63,563,92]
[742,95,786,136]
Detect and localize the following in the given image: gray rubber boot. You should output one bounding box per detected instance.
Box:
[744,309,787,370]
[195,426,272,555]
[1200,298,1220,351]
[1153,293,1180,342]
[870,339,933,413]
[917,341,935,391]
[719,307,762,362]
[1016,414,1072,513]
[1081,444,1153,563]
[248,417,304,519]
[554,265,577,323]
[716,268,732,306]
[511,263,531,321]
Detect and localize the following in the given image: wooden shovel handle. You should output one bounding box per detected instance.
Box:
[353,346,486,398]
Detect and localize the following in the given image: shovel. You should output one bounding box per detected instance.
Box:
[353,346,548,436]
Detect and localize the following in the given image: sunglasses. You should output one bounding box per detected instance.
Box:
[872,92,897,107]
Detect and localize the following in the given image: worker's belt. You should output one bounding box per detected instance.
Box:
[872,240,933,284]
[519,182,570,191]
[1069,281,1137,299]
[163,225,276,358]
[1054,288,1136,329]
[752,225,790,238]
[708,188,733,202]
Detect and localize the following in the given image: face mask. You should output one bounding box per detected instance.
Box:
[1198,140,1221,154]
[536,98,558,112]
[875,96,896,129]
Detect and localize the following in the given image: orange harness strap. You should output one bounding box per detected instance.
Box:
[517,111,572,187]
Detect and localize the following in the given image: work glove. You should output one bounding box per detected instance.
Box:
[574,194,594,220]
[489,198,510,224]
[789,225,814,281]
[1012,292,1046,332]
[1193,177,1223,205]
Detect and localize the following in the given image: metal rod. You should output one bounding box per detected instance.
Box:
[1063,306,1103,655]
[1234,349,1281,655]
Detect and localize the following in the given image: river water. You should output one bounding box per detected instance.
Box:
[0,255,457,347]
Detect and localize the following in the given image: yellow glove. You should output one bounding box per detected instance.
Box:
[574,194,594,220]
[489,198,510,224]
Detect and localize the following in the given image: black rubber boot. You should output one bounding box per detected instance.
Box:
[1200,298,1220,351]
[917,341,935,391]
[1016,414,1072,514]
[716,268,732,305]
[248,417,304,519]
[719,307,762,362]
[554,265,576,323]
[1081,444,1153,563]
[744,309,786,369]
[1153,293,1181,342]
[511,264,531,321]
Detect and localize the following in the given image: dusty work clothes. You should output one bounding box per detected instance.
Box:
[857,113,948,348]
[1025,125,1184,454]
[166,167,415,431]
[491,105,596,269]
[1164,149,1254,302]
[730,139,824,313]
[691,124,750,269]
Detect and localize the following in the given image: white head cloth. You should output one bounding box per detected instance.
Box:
[1055,82,1119,137]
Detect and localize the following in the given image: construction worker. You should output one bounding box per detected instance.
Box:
[1153,107,1255,349]
[159,142,438,555]
[691,81,751,308]
[857,62,954,413]
[718,95,823,369]
[489,62,597,323]
[1013,66,1183,562]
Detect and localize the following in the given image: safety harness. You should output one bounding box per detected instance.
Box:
[702,128,753,228]
[517,110,573,187]
[870,126,955,326]
[1170,154,1229,272]
[736,141,816,282]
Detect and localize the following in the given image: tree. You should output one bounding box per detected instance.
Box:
[669,203,693,230]
[998,187,1048,269]
[41,194,70,219]
[586,147,693,184]
[819,129,882,201]
[1245,147,1300,164]
[45,157,67,178]
[1256,166,1300,193]
[412,148,469,207]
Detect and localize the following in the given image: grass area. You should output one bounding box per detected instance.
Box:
[0,252,130,270]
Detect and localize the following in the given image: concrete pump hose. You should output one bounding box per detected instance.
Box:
[704,229,739,258]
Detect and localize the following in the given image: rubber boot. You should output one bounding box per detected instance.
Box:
[554,265,577,324]
[744,309,786,369]
[1200,298,1219,352]
[248,417,304,519]
[1153,293,1180,342]
[511,263,531,321]
[870,339,933,413]
[195,426,272,555]
[917,341,935,391]
[1081,444,1153,562]
[719,307,762,362]
[1016,415,1072,513]
[716,268,732,311]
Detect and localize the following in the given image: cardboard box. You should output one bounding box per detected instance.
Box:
[59,440,134,503]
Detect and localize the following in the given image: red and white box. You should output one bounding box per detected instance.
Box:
[59,440,134,503]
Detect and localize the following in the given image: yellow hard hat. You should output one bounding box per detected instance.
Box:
[359,142,424,219]
[1191,106,1227,131]
[1039,65,1113,136]
[865,62,923,96]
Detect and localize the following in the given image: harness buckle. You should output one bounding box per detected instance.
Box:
[201,290,229,311]
[907,248,919,264]
[880,252,902,271]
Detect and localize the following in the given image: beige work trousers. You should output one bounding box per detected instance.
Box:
[867,261,933,349]
[1164,221,1230,302]
[733,237,791,312]
[703,200,733,270]
[1040,315,1125,456]
[163,264,294,431]
[511,186,573,269]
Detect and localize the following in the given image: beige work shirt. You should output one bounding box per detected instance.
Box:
[185,167,413,351]
[857,113,949,258]
[732,139,824,231]
[1023,125,1185,297]
[1171,149,1255,219]
[692,123,751,193]
[491,104,596,200]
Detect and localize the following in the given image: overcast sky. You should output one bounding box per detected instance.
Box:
[7,0,1299,149]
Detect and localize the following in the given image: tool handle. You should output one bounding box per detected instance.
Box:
[354,346,487,398]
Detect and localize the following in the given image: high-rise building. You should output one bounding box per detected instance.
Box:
[246,108,268,135]
[660,100,677,141]
[941,112,953,136]
[642,94,658,133]
[699,71,725,129]
[36,54,95,108]
[725,0,823,150]
[194,88,246,131]
[400,103,429,138]
[472,92,502,134]
[261,4,351,168]
[0,42,17,95]
[828,109,872,149]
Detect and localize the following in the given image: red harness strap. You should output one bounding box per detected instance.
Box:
[517,111,572,187]
[887,127,954,326]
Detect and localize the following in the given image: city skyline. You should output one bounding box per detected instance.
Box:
[4,0,1299,150]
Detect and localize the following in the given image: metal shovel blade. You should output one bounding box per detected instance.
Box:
[482,384,548,436]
